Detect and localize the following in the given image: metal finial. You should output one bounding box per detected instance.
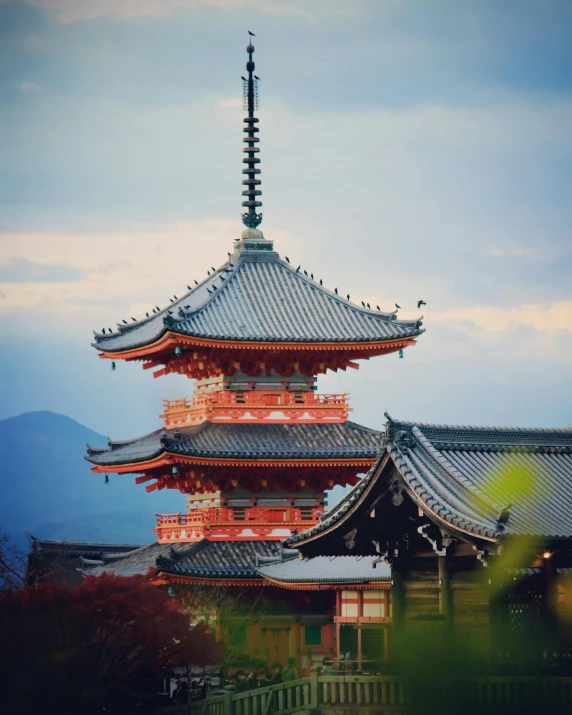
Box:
[241,35,262,229]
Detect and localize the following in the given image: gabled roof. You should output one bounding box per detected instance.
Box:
[256,554,391,585]
[287,417,572,545]
[157,539,282,579]
[86,420,382,467]
[92,240,423,353]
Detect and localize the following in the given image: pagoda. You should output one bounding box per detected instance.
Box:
[86,38,424,668]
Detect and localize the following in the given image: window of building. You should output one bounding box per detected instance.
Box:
[300,508,314,521]
[363,591,386,618]
[233,508,246,521]
[341,591,359,618]
[304,625,322,646]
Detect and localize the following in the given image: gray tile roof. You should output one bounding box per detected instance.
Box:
[30,537,142,558]
[92,246,423,352]
[87,542,189,577]
[257,555,391,584]
[287,417,572,545]
[157,539,282,579]
[86,420,382,467]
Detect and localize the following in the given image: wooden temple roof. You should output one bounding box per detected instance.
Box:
[287,416,572,547]
[84,541,190,577]
[86,420,382,468]
[156,539,281,579]
[256,553,391,587]
[92,244,424,354]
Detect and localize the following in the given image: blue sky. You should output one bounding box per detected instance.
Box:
[1,0,571,440]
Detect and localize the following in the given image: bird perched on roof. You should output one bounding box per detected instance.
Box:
[207,288,212,294]
[108,328,112,333]
[187,285,191,290]
[311,273,314,279]
[285,256,290,263]
[346,294,350,300]
[241,76,247,81]
[131,317,137,321]
[207,270,211,275]
[194,280,198,285]
[296,266,301,272]
[122,319,128,324]
[227,252,231,257]
[303,270,308,276]
[334,288,338,294]
[102,328,106,334]
[395,303,401,310]
[169,298,174,303]
[155,306,160,312]
[376,306,380,311]
[211,267,216,272]
[367,303,371,309]
[417,299,426,308]
[498,504,512,525]
[146,312,149,318]
[255,75,261,80]
[248,30,256,36]
[361,301,365,307]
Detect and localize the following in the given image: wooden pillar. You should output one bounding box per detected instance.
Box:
[357,625,363,669]
[438,554,453,629]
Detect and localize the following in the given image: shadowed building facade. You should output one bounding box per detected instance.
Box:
[287,415,572,658]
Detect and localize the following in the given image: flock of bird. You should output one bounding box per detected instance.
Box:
[99,258,427,336]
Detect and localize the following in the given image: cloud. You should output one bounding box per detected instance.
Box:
[432,302,572,335]
[21,0,349,24]
[16,82,41,92]
[0,257,85,283]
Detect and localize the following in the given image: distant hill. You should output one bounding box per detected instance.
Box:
[0,411,184,545]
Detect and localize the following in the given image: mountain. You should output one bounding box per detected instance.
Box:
[0,411,184,544]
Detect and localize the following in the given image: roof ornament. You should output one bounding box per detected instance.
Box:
[241,34,263,232]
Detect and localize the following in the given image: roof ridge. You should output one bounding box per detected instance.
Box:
[386,416,572,435]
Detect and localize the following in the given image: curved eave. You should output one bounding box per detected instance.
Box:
[258,576,391,590]
[156,572,268,587]
[88,452,376,473]
[96,332,421,360]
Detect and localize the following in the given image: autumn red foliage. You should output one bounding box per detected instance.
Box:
[0,571,221,713]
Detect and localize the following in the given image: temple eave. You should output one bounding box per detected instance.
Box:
[96,332,419,362]
[90,454,374,473]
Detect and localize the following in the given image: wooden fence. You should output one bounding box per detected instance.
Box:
[160,670,572,715]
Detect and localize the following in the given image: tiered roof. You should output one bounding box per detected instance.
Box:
[86,420,382,468]
[92,247,423,354]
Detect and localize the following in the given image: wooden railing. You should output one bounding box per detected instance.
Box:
[159,671,572,715]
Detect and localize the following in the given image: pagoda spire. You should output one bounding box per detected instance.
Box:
[241,34,263,230]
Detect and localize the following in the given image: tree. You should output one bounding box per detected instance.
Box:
[0,570,221,714]
[176,581,269,677]
[0,527,28,592]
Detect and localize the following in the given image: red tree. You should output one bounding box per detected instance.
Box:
[0,571,221,713]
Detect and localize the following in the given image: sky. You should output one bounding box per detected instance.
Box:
[1,0,571,440]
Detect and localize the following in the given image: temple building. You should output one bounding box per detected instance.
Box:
[286,415,572,655]
[83,39,425,668]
